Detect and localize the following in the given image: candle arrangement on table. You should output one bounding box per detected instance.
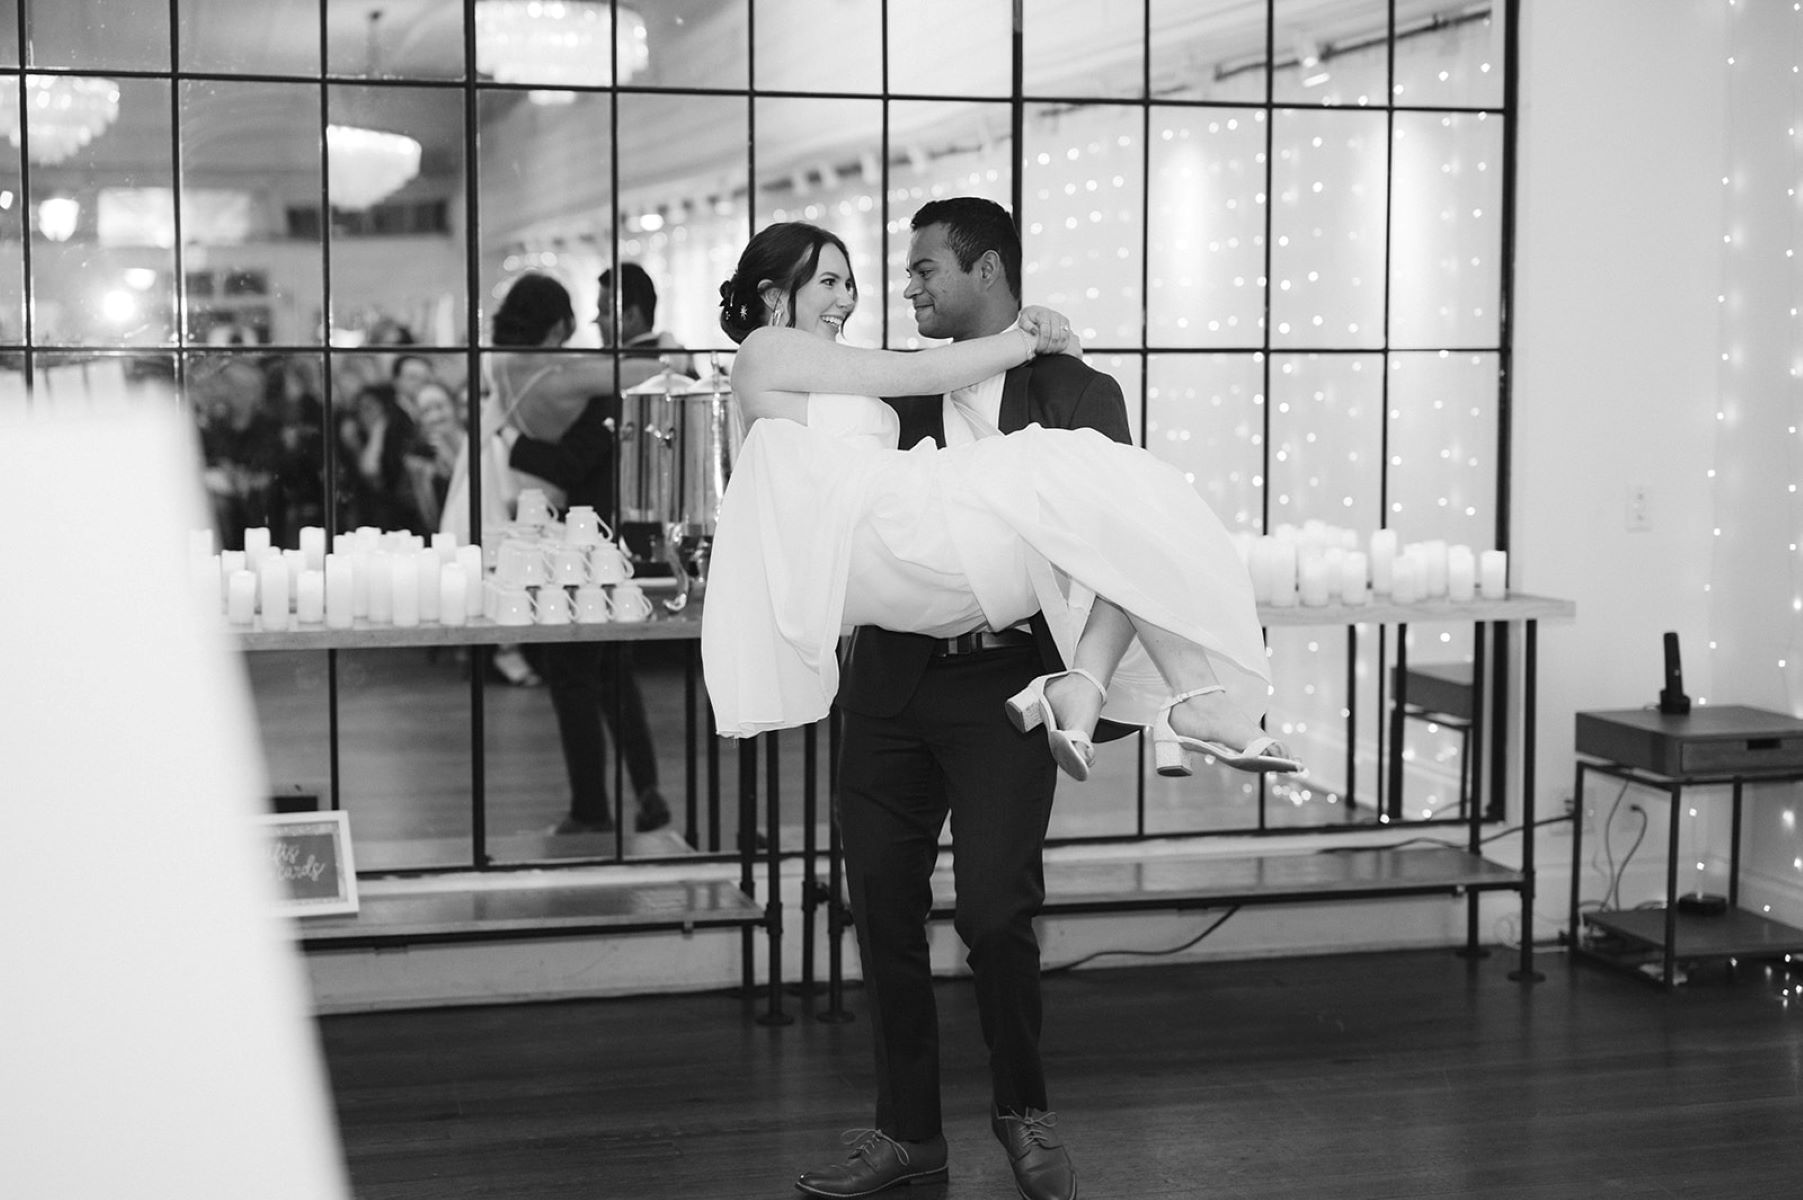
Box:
[1234,520,1507,608]
[189,493,655,631]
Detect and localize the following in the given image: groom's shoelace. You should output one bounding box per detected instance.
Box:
[999,1109,1062,1148]
[840,1128,913,1166]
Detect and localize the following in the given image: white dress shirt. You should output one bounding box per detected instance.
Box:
[938,348,1036,634]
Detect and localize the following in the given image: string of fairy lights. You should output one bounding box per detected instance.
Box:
[1705,0,1803,918]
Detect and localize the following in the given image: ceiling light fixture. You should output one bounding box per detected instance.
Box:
[1,76,121,165]
[475,1,649,104]
[326,124,423,211]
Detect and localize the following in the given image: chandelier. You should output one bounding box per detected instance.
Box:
[0,76,121,165]
[326,124,422,211]
[475,1,649,99]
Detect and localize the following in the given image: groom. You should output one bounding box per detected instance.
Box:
[797,197,1131,1200]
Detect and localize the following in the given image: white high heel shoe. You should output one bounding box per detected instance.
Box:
[1152,685,1303,777]
[1005,667,1107,782]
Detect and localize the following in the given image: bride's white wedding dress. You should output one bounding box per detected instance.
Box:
[700,392,1271,738]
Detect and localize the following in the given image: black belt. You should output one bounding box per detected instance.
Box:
[931,627,1037,657]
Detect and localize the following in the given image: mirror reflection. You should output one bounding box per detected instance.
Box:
[6,0,1512,860]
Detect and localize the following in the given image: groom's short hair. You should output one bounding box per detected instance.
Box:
[912,197,1022,302]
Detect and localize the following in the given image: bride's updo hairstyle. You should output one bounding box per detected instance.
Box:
[492,272,575,348]
[718,222,857,344]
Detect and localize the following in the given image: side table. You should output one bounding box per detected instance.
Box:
[1569,705,1803,988]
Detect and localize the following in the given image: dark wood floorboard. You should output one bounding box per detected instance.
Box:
[320,949,1803,1199]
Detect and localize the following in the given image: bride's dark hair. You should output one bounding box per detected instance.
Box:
[718,222,857,344]
[492,272,574,348]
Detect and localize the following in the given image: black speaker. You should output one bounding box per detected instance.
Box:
[1658,631,1691,716]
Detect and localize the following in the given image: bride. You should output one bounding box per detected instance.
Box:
[700,221,1299,777]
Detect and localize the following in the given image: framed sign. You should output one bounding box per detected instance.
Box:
[256,811,359,917]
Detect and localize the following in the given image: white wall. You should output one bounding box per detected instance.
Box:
[1513,0,1803,920]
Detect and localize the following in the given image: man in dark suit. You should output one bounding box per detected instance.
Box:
[498,267,692,836]
[797,198,1128,1200]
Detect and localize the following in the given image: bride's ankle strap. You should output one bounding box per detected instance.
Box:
[1164,684,1226,708]
[1065,667,1108,697]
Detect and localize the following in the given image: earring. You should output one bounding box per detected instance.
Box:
[771,298,790,328]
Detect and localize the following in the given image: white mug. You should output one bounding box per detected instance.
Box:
[565,505,608,545]
[610,583,652,623]
[515,487,556,528]
[496,538,548,587]
[573,584,612,624]
[493,584,534,626]
[532,585,573,625]
[589,542,634,585]
[548,545,590,587]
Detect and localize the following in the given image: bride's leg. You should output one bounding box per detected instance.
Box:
[1043,598,1133,737]
[1127,616,1279,753]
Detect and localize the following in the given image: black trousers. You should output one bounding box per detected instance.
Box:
[836,644,1058,1142]
[526,642,659,825]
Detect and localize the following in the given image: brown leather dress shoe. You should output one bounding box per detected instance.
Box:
[992,1108,1076,1200]
[795,1128,948,1197]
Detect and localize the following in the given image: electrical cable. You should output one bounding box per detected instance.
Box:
[1600,781,1629,908]
[1311,811,1573,858]
[1042,905,1241,975]
[1615,805,1650,909]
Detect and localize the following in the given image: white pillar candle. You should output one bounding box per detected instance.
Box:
[1369,529,1397,593]
[350,550,372,617]
[1447,545,1476,602]
[189,528,215,559]
[1299,556,1334,607]
[415,548,441,622]
[391,561,420,627]
[1479,549,1508,600]
[366,555,393,625]
[1422,540,1449,598]
[433,531,459,563]
[1268,539,1298,608]
[242,526,271,559]
[295,569,325,624]
[299,526,327,571]
[1340,550,1369,605]
[226,569,257,625]
[456,545,486,617]
[220,549,246,583]
[1391,551,1423,605]
[324,554,354,629]
[258,557,290,630]
[439,563,469,626]
[282,549,307,602]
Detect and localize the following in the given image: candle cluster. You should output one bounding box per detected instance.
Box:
[189,525,482,632]
[1236,520,1507,607]
[186,490,655,633]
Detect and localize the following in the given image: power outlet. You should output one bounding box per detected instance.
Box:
[1625,483,1651,532]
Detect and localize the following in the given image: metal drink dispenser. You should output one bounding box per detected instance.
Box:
[617,368,688,533]
[660,361,739,611]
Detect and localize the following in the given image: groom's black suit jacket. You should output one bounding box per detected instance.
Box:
[835,352,1136,740]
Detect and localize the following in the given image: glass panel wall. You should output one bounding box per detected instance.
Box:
[9,0,1515,861]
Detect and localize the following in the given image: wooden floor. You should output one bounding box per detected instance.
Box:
[320,948,1803,1199]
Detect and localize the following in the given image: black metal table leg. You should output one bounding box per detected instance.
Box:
[1509,619,1544,982]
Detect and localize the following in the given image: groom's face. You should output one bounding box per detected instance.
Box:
[904,222,984,341]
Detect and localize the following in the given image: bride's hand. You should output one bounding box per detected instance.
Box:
[1018,305,1082,357]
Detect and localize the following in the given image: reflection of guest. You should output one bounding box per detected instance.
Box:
[339,382,425,534]
[198,357,287,549]
[487,273,670,835]
[273,357,327,535]
[390,353,434,421]
[405,379,463,530]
